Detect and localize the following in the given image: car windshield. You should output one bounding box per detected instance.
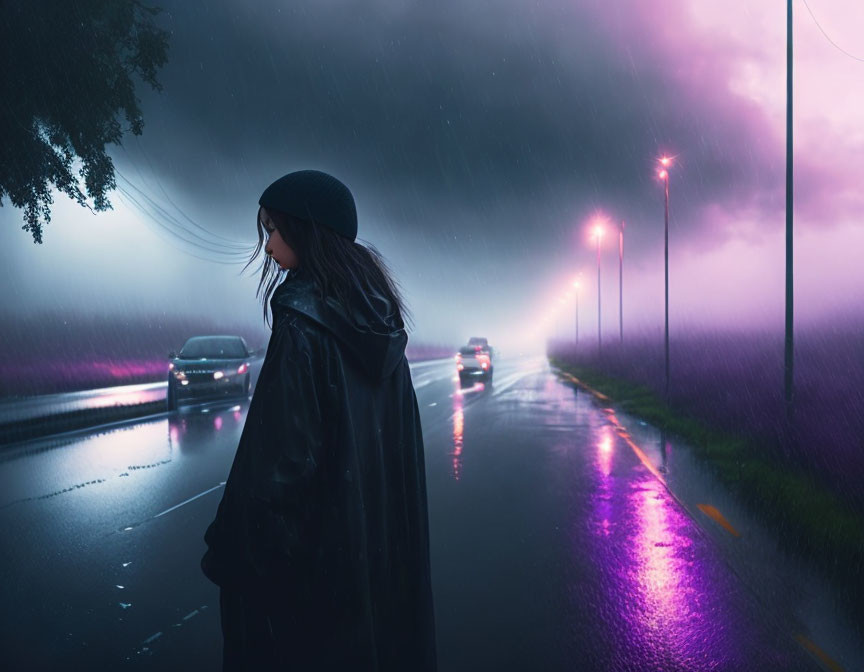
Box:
[459,346,481,355]
[179,337,247,359]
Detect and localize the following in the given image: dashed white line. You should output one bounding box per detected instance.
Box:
[153,482,226,519]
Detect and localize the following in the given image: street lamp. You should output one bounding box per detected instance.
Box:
[658,156,672,400]
[573,279,581,347]
[594,222,604,356]
[618,220,625,344]
[785,0,794,417]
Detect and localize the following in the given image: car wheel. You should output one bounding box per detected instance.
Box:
[166,378,178,411]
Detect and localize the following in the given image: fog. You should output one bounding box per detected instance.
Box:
[2,0,862,354]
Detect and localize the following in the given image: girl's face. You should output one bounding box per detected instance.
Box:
[262,211,299,270]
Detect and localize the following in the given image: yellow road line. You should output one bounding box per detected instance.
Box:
[696,503,741,538]
[796,635,845,672]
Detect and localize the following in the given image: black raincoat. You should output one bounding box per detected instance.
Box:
[201,272,437,671]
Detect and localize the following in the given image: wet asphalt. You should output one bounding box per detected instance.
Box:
[0,357,829,670]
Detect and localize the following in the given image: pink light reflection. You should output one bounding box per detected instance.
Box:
[596,426,614,478]
[630,479,699,661]
[451,382,465,481]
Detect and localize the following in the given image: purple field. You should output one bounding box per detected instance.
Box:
[549,325,864,509]
[0,311,458,399]
[0,311,271,398]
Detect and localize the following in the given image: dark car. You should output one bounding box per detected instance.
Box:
[456,337,494,383]
[167,335,253,410]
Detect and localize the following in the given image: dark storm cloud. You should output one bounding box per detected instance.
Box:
[127,0,786,262]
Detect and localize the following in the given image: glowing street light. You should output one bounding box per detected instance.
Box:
[593,221,604,355]
[658,156,672,400]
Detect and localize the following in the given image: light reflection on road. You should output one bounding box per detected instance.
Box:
[166,402,246,453]
[583,412,747,668]
[631,477,701,665]
[451,383,464,481]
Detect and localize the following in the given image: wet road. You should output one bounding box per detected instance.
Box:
[0,358,826,670]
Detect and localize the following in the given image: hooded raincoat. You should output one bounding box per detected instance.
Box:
[201,272,437,671]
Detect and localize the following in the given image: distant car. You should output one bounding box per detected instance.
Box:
[167,335,253,410]
[456,338,494,383]
[467,336,488,349]
[467,336,494,357]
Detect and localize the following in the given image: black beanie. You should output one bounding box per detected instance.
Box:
[258,170,358,241]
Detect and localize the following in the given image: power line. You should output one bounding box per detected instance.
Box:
[115,172,253,254]
[802,0,864,62]
[129,136,255,247]
[115,185,255,266]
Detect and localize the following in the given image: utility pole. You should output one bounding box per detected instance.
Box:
[785,0,795,417]
[597,229,603,356]
[619,220,624,343]
[574,282,580,347]
[664,170,670,401]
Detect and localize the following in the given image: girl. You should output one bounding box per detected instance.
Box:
[201,170,437,671]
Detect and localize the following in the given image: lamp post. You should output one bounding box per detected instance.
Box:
[618,220,625,344]
[659,157,672,400]
[594,223,604,356]
[785,0,794,417]
[573,279,581,347]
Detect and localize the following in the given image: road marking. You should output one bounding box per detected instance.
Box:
[491,368,545,397]
[559,372,611,402]
[408,358,453,370]
[796,634,845,672]
[414,378,438,390]
[153,482,225,519]
[619,431,667,484]
[697,504,741,538]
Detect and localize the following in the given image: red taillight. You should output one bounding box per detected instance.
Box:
[168,362,174,371]
[481,362,488,370]
[237,362,249,375]
[457,364,464,371]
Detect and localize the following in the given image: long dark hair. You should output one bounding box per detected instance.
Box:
[243,206,411,329]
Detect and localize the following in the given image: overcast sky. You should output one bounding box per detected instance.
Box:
[2,0,863,349]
